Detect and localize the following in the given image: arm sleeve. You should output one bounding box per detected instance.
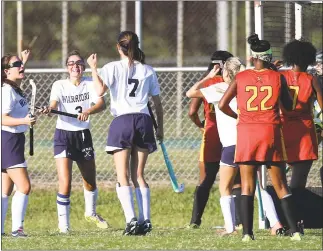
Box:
[149,72,160,96]
[200,85,224,104]
[2,87,16,114]
[49,82,60,102]
[98,64,114,88]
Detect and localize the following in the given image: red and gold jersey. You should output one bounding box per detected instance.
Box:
[202,76,223,122]
[236,69,281,125]
[280,70,314,120]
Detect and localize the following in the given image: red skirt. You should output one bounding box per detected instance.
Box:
[235,123,287,163]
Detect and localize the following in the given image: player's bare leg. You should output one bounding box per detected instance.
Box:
[114,149,138,235]
[78,159,108,229]
[131,146,151,235]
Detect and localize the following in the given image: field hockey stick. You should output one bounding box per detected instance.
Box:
[35,106,78,118]
[147,102,184,193]
[29,80,36,156]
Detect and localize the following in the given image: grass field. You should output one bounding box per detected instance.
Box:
[1,186,322,250]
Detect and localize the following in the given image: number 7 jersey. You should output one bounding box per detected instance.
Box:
[235,69,282,125]
[99,59,160,117]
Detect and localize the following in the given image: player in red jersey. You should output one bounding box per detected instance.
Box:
[187,51,232,228]
[219,34,301,241]
[280,40,323,189]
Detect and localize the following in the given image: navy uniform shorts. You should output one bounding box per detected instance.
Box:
[54,128,94,161]
[106,113,157,154]
[1,130,27,171]
[220,145,238,168]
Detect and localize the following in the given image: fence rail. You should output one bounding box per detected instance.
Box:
[18,68,322,188]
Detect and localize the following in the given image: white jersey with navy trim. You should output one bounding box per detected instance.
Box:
[50,77,99,131]
[99,58,160,117]
[200,82,237,147]
[1,84,29,133]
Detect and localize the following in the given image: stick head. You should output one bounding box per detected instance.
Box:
[29,79,36,116]
[175,183,185,193]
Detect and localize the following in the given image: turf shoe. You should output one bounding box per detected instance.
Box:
[242,234,254,242]
[85,213,109,229]
[123,217,139,236]
[187,223,200,229]
[11,228,27,237]
[275,227,288,236]
[58,228,70,234]
[137,220,152,235]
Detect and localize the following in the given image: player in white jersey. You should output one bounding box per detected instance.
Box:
[40,50,108,233]
[187,57,285,236]
[87,31,164,235]
[1,50,36,237]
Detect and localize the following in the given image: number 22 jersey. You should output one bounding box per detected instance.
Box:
[234,69,286,163]
[50,77,99,131]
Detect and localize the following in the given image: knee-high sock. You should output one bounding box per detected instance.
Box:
[11,191,29,232]
[220,196,235,233]
[135,188,144,223]
[1,194,9,234]
[84,188,98,216]
[241,195,254,235]
[281,194,298,234]
[232,187,242,226]
[116,185,136,223]
[260,190,279,227]
[190,186,210,225]
[57,193,70,231]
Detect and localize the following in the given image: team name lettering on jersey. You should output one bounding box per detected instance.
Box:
[62,92,90,103]
[19,98,28,107]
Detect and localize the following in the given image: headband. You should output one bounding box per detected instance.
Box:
[251,48,272,62]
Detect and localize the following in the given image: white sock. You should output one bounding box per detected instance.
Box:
[140,187,151,221]
[220,196,235,233]
[57,193,70,231]
[84,188,98,216]
[11,191,29,232]
[1,194,9,234]
[135,188,144,223]
[260,190,280,228]
[116,185,136,223]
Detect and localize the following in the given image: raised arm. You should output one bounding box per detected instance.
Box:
[87,53,108,97]
[218,79,238,119]
[186,65,220,98]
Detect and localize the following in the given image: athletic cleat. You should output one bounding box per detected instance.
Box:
[242,234,254,242]
[275,227,287,236]
[290,232,302,241]
[11,228,27,237]
[137,220,152,235]
[235,224,243,230]
[123,217,139,236]
[85,213,109,229]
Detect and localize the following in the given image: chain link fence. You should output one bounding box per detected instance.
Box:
[20,68,322,188]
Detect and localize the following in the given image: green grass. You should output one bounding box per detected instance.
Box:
[2,187,322,250]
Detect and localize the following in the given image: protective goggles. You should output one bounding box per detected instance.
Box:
[66,60,85,67]
[211,60,224,68]
[7,61,24,68]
